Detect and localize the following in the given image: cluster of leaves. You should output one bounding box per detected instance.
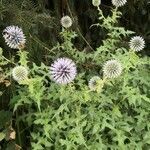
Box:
[0,1,150,150]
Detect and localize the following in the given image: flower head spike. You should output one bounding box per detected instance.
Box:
[12,66,28,82]
[88,76,100,91]
[3,26,26,49]
[50,58,77,84]
[112,0,127,7]
[61,16,72,28]
[129,36,145,52]
[103,60,122,78]
[92,0,101,7]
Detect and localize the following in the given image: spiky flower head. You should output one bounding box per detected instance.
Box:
[88,76,100,91]
[129,36,145,52]
[61,16,72,28]
[92,0,101,7]
[112,0,127,7]
[3,26,26,49]
[50,58,77,84]
[12,66,28,82]
[103,60,122,78]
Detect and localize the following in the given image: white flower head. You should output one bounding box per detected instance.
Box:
[103,60,122,78]
[50,58,77,84]
[3,26,26,49]
[92,0,101,7]
[112,0,127,7]
[129,36,145,52]
[88,76,100,91]
[12,66,28,82]
[61,16,72,28]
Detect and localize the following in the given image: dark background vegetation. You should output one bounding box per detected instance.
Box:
[0,0,150,59]
[0,0,149,149]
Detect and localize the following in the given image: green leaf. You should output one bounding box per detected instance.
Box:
[0,132,5,141]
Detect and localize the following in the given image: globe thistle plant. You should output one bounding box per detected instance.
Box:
[61,16,72,28]
[129,36,145,52]
[50,58,77,84]
[92,0,101,7]
[12,66,28,82]
[103,60,122,78]
[88,76,100,91]
[3,26,26,49]
[112,0,127,7]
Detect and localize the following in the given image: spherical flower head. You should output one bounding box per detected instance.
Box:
[3,26,26,49]
[103,60,122,78]
[112,0,127,7]
[50,58,77,84]
[61,16,72,28]
[12,66,28,82]
[88,76,100,91]
[92,0,101,7]
[129,36,145,52]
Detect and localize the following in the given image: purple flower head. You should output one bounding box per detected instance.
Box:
[3,26,26,49]
[50,58,77,84]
